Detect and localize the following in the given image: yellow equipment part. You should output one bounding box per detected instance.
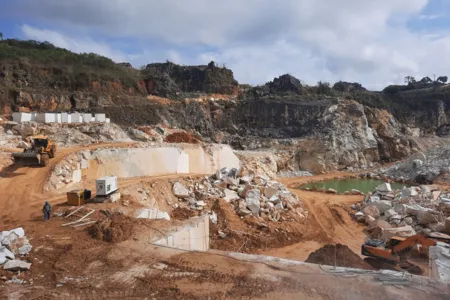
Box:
[12,135,56,167]
[67,190,86,206]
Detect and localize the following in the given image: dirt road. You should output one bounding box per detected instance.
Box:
[261,174,367,260]
[0,143,139,226]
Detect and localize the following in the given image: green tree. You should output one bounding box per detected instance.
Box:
[437,76,448,83]
[420,76,432,83]
[404,76,416,85]
[317,81,331,94]
[0,32,3,40]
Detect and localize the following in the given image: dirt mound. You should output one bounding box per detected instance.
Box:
[210,199,307,253]
[171,207,198,220]
[88,213,138,243]
[164,132,203,144]
[305,244,374,270]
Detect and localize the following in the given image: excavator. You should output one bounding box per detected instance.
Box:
[361,234,437,275]
[12,135,57,167]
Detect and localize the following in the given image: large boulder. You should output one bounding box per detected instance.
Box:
[401,187,418,198]
[223,189,240,202]
[245,189,261,215]
[375,200,393,214]
[365,215,376,226]
[376,182,392,192]
[264,185,278,198]
[384,209,399,219]
[445,217,450,234]
[427,222,445,233]
[12,123,37,137]
[0,247,13,265]
[367,220,392,239]
[3,260,31,271]
[172,182,190,198]
[363,206,380,219]
[380,226,416,242]
[418,210,441,225]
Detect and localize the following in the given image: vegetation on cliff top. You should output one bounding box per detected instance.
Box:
[0,39,238,96]
[1,38,449,117]
[0,39,139,90]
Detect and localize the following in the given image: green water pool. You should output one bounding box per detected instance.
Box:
[299,178,404,194]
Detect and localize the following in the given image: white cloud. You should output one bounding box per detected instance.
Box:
[12,0,450,90]
[21,24,130,63]
[419,14,443,20]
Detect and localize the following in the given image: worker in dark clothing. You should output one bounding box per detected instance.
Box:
[43,201,52,221]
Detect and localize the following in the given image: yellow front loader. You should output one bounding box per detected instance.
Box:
[12,135,57,167]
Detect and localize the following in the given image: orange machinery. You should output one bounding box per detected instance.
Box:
[361,234,437,274]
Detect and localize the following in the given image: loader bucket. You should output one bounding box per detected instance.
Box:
[12,152,46,166]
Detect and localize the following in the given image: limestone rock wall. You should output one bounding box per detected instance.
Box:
[46,144,240,192]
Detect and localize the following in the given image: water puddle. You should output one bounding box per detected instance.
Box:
[299,178,404,194]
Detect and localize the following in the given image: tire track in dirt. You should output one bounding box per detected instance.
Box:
[263,175,368,260]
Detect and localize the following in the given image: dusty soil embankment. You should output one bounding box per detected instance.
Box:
[305,244,374,270]
[2,216,448,299]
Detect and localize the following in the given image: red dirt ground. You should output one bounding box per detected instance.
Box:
[164,132,203,144]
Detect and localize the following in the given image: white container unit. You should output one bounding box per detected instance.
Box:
[56,113,62,123]
[96,176,118,196]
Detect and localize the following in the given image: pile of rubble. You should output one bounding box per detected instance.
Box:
[172,167,306,222]
[353,182,450,241]
[0,120,172,148]
[374,146,450,184]
[0,227,32,272]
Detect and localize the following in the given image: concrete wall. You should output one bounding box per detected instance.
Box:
[152,215,209,251]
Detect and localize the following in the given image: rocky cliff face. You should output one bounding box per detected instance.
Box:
[1,40,449,174]
[143,61,239,97]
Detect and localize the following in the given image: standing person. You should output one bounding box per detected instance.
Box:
[43,201,52,221]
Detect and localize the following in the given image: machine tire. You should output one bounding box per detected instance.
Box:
[40,154,50,167]
[49,146,56,158]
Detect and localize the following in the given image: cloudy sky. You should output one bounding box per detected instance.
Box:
[1,0,449,90]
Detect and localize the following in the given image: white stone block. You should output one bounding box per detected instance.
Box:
[30,112,37,122]
[61,113,70,123]
[95,113,106,123]
[71,113,82,123]
[12,112,32,123]
[36,113,56,123]
[136,208,170,220]
[72,169,82,183]
[82,113,92,123]
[376,182,392,192]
